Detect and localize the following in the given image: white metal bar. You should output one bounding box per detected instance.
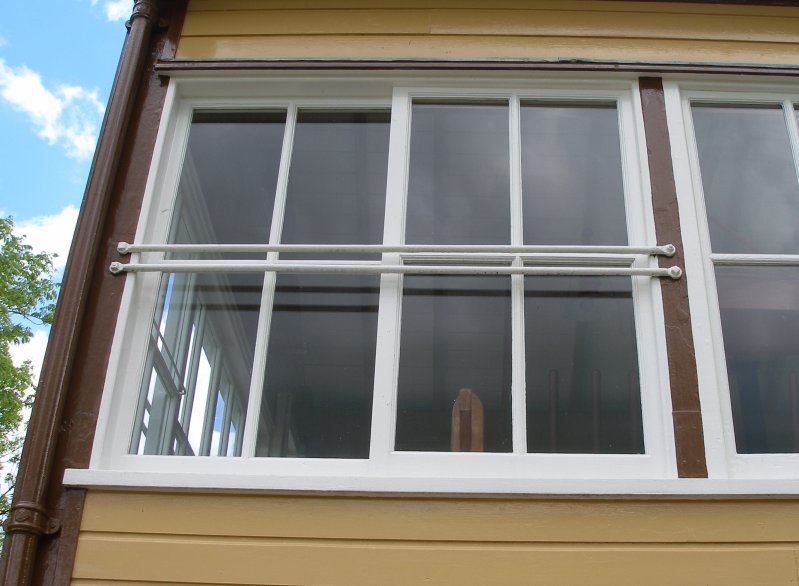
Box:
[711,253,799,266]
[111,261,682,279]
[118,241,677,257]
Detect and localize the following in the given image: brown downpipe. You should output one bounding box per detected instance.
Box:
[0,1,160,584]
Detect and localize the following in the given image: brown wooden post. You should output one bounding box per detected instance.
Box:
[451,388,484,452]
[639,77,708,477]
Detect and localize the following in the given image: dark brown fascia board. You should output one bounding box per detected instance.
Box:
[155,58,799,77]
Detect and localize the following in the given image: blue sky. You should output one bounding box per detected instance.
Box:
[1,0,133,376]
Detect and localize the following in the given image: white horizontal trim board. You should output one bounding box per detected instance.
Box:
[63,468,799,496]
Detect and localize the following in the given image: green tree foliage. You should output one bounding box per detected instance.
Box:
[0,216,58,532]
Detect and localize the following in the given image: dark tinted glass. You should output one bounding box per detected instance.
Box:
[396,276,513,452]
[173,111,286,251]
[256,274,379,458]
[281,110,390,256]
[693,104,799,254]
[406,102,511,244]
[525,276,642,454]
[521,103,628,245]
[716,266,799,453]
[256,110,389,458]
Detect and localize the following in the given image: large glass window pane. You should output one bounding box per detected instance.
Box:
[406,102,511,244]
[256,274,379,458]
[131,112,285,455]
[256,110,390,458]
[174,111,286,251]
[281,110,390,253]
[693,104,799,254]
[521,103,628,245]
[525,276,642,454]
[716,267,799,454]
[396,276,513,453]
[131,272,262,456]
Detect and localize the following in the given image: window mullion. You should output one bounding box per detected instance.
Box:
[199,346,223,456]
[370,90,411,466]
[239,104,297,458]
[509,94,527,454]
[782,99,799,191]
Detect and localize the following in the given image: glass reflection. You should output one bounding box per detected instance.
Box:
[406,102,511,244]
[716,267,799,453]
[256,110,389,458]
[131,272,262,456]
[281,110,390,256]
[521,103,628,245]
[256,274,379,458]
[396,276,512,452]
[173,111,286,255]
[693,104,799,254]
[525,276,642,454]
[131,111,284,456]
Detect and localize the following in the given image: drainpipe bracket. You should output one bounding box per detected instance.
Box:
[3,502,61,537]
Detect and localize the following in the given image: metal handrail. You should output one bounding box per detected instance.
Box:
[110,260,682,279]
[117,241,677,257]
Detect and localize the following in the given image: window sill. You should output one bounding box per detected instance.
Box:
[63,468,799,496]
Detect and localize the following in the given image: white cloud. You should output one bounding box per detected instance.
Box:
[9,329,49,386]
[0,59,105,160]
[14,206,80,272]
[0,35,8,48]
[103,0,133,21]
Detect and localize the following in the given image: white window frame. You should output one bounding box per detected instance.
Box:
[72,74,686,493]
[665,79,799,480]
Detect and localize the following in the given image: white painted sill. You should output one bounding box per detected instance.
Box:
[63,468,799,496]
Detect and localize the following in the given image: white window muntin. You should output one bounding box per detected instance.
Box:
[92,78,675,485]
[666,82,799,479]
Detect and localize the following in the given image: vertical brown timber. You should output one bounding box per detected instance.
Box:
[639,77,708,477]
[0,1,182,584]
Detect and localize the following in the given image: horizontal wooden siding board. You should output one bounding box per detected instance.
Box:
[72,534,799,585]
[181,9,799,44]
[176,1,799,64]
[174,35,799,64]
[78,492,799,543]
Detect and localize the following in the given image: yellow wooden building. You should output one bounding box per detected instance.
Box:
[3,1,799,584]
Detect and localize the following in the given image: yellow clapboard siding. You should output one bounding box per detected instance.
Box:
[72,534,799,585]
[177,0,799,64]
[72,492,799,584]
[175,35,799,65]
[79,491,799,544]
[181,9,799,44]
